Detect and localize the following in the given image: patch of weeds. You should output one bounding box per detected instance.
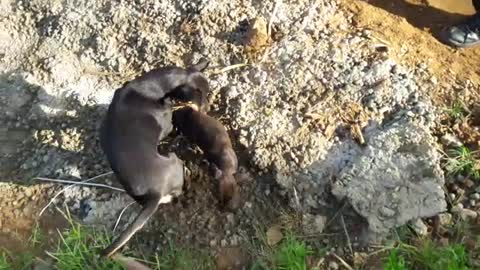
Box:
[445,146,480,180]
[28,222,44,247]
[384,249,406,270]
[393,224,414,243]
[49,220,124,270]
[446,100,467,120]
[414,242,469,270]
[0,252,11,270]
[151,241,213,270]
[274,233,313,270]
[384,241,471,270]
[0,250,33,270]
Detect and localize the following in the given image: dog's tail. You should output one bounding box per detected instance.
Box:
[101,194,161,258]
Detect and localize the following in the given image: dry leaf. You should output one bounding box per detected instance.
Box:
[266,225,283,246]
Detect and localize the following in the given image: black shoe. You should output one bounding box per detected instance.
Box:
[440,15,480,48]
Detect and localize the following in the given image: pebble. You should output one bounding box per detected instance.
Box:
[440,134,462,148]
[451,203,464,213]
[209,239,217,247]
[464,179,475,188]
[328,261,339,270]
[410,219,428,236]
[471,193,480,200]
[379,206,396,217]
[459,209,478,221]
[438,213,453,226]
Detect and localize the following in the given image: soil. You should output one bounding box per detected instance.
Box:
[340,0,480,89]
[1,0,480,268]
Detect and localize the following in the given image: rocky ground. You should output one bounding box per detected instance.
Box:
[1,0,480,268]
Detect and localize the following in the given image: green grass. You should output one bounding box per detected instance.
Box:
[0,252,11,270]
[49,222,124,269]
[0,206,215,270]
[445,146,480,180]
[0,252,34,270]
[248,226,317,270]
[446,101,468,120]
[383,242,471,270]
[152,240,213,270]
[275,234,312,270]
[413,243,469,270]
[384,249,407,270]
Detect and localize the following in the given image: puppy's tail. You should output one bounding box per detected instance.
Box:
[101,194,161,258]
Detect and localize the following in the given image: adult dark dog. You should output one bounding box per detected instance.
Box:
[99,60,209,258]
[172,106,240,210]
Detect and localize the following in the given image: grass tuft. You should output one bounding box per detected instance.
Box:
[152,240,213,270]
[384,249,407,270]
[384,241,471,270]
[446,101,467,120]
[275,233,312,270]
[50,221,124,270]
[413,242,469,270]
[445,146,480,180]
[0,252,11,270]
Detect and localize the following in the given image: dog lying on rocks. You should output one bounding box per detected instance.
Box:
[99,60,210,257]
[172,105,240,210]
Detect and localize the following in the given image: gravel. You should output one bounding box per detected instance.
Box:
[0,0,454,251]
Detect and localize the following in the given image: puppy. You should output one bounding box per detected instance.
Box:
[128,60,210,113]
[99,61,210,258]
[172,106,240,210]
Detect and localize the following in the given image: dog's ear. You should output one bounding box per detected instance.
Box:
[192,58,210,72]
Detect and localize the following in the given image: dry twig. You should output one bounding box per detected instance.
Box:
[37,171,117,216]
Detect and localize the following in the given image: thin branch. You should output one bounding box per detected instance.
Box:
[331,253,354,270]
[340,214,354,257]
[113,202,136,233]
[34,176,124,192]
[208,63,249,75]
[37,172,116,217]
[267,0,281,38]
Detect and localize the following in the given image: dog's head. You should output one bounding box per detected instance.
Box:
[218,173,241,211]
[170,59,210,112]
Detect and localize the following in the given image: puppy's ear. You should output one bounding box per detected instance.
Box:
[192,58,210,72]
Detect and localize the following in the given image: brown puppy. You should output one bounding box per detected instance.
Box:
[172,106,240,210]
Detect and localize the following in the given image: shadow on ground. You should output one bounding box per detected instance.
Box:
[362,0,471,39]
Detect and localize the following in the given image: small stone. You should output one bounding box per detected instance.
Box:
[440,134,462,148]
[464,179,475,188]
[459,209,478,221]
[328,261,339,270]
[471,193,480,200]
[449,193,456,201]
[451,203,464,213]
[379,206,395,217]
[209,239,217,247]
[410,219,428,236]
[470,200,477,207]
[226,213,235,224]
[438,213,453,226]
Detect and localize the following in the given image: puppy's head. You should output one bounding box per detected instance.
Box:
[218,174,241,211]
[182,59,210,112]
